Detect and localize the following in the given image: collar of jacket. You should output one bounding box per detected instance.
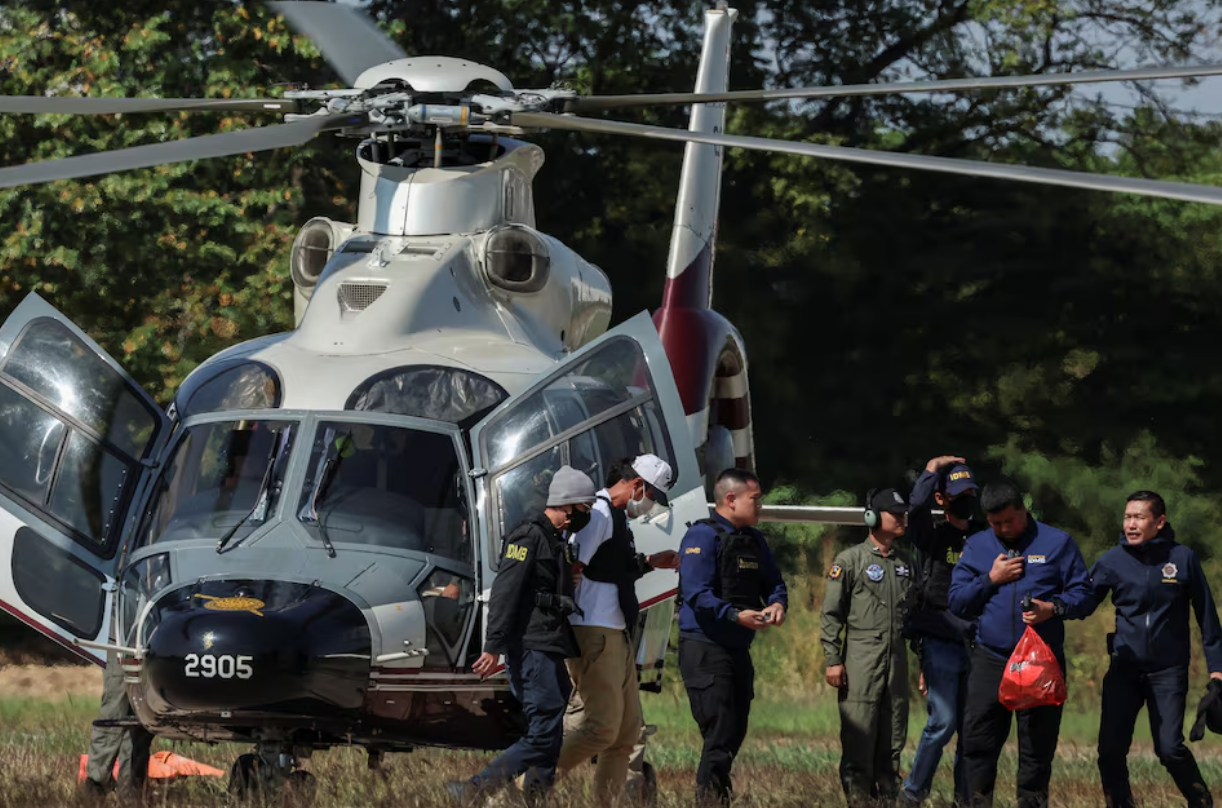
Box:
[996,513,1038,550]
[532,512,564,542]
[1119,523,1176,551]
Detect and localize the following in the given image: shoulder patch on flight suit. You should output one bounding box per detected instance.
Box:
[895,564,910,578]
[505,543,529,562]
[828,563,843,580]
[866,563,884,582]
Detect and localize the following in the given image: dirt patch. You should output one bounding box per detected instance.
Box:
[0,663,101,699]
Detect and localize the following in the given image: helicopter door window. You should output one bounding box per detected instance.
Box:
[417,570,476,669]
[11,526,106,637]
[137,420,296,545]
[483,337,651,471]
[0,319,166,550]
[296,422,470,563]
[590,402,675,474]
[491,445,563,537]
[0,318,161,459]
[0,384,65,506]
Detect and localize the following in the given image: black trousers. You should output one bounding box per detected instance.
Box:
[961,645,1063,808]
[679,637,755,806]
[1098,659,1213,808]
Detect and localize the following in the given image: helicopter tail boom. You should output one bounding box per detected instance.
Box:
[653,6,756,478]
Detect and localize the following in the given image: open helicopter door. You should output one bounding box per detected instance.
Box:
[0,294,169,664]
[470,311,706,681]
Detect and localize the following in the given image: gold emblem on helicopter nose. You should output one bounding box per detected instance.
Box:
[193,594,265,617]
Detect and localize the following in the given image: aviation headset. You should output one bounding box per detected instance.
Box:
[863,488,879,529]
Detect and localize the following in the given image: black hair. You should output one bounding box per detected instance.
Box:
[714,468,760,504]
[1126,490,1167,519]
[980,477,1025,515]
[605,458,640,488]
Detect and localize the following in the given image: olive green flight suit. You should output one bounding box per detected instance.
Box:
[820,538,914,808]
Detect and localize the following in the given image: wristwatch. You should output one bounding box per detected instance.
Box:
[726,607,741,625]
[1052,597,1066,617]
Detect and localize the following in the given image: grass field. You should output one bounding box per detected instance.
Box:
[5,677,1222,808]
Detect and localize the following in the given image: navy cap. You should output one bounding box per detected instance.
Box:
[870,488,909,515]
[940,463,978,497]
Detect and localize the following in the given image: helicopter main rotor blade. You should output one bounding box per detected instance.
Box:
[268,1,407,87]
[567,63,1222,111]
[0,96,298,115]
[514,112,1222,207]
[0,114,352,190]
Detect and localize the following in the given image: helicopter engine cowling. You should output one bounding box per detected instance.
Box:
[291,217,355,326]
[140,580,371,715]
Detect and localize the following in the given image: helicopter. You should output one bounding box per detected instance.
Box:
[3,0,1222,799]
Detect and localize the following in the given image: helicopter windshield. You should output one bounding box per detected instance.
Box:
[296,421,470,563]
[137,419,296,545]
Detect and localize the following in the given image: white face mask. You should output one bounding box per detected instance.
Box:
[626,485,655,519]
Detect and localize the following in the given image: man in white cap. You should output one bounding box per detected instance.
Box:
[448,465,597,807]
[556,455,680,801]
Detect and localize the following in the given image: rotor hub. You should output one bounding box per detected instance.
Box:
[353,57,514,95]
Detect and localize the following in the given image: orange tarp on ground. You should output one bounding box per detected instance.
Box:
[77,750,226,782]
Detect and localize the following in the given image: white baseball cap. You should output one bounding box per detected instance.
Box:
[632,454,673,506]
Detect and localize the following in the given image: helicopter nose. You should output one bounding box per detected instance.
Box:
[141,580,371,713]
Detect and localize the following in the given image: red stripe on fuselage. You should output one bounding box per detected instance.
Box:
[0,599,102,667]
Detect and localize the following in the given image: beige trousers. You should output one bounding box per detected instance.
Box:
[556,625,642,800]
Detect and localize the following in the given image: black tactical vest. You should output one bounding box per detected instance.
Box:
[698,518,765,610]
[582,496,641,628]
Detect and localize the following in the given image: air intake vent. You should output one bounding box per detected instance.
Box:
[338,282,388,312]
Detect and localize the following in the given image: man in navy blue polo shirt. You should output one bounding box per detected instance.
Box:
[1086,490,1222,808]
[948,477,1093,808]
[677,468,788,806]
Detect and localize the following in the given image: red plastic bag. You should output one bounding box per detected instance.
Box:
[999,626,1067,711]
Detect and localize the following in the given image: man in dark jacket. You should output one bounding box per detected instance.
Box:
[948,478,1093,808]
[1086,490,1222,808]
[902,456,984,805]
[678,468,788,805]
[448,465,596,806]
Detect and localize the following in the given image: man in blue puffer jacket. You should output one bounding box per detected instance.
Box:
[948,478,1093,808]
[1086,490,1222,808]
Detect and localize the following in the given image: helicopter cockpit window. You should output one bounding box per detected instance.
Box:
[137,420,296,546]
[297,422,470,563]
[481,338,677,543]
[346,366,507,429]
[173,362,281,422]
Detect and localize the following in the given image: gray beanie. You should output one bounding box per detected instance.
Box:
[547,465,597,507]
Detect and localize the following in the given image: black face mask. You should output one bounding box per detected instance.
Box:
[947,496,977,522]
[567,508,592,534]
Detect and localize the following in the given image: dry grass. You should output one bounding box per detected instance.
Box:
[0,663,100,701]
[3,682,1222,808]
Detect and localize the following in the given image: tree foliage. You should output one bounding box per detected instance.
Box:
[3,0,1222,540]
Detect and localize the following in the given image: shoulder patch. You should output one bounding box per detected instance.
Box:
[828,563,843,580]
[505,543,529,562]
